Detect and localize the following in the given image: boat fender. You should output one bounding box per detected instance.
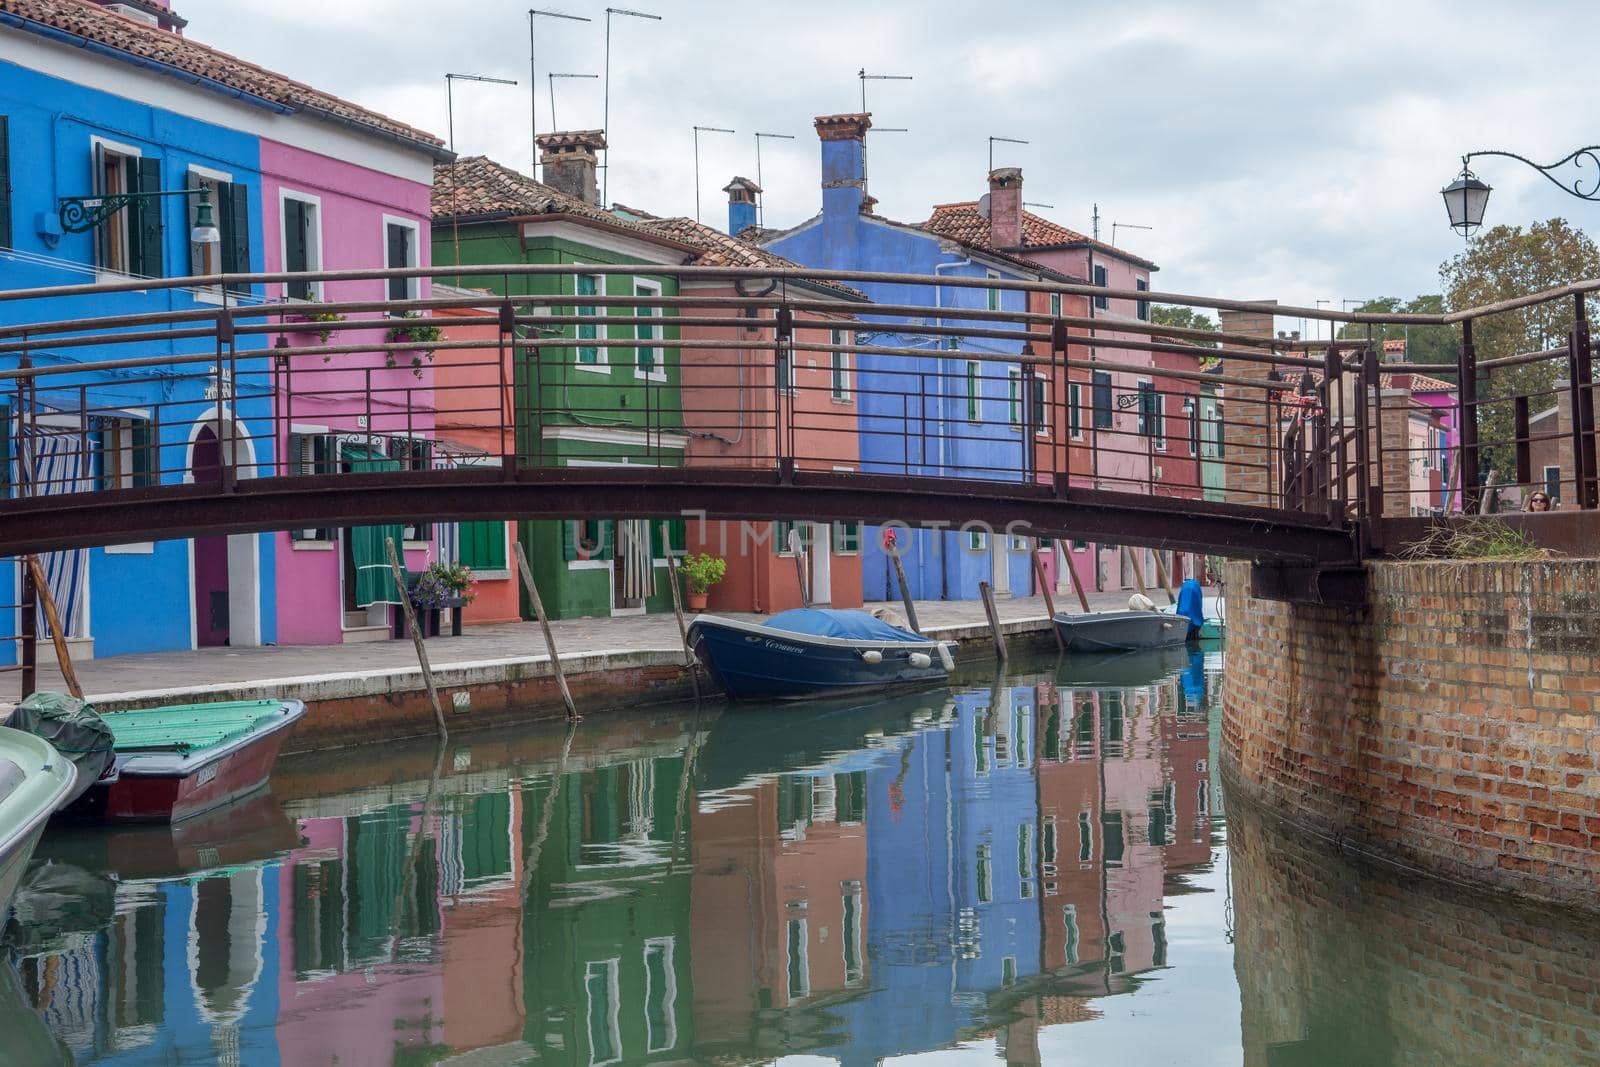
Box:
[937,645,956,672]
[908,652,932,669]
[861,649,884,665]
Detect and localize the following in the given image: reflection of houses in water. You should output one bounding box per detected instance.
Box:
[18,870,281,1065]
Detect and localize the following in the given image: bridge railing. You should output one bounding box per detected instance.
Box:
[0,263,1596,553]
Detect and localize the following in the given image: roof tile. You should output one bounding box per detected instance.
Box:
[923,201,1159,270]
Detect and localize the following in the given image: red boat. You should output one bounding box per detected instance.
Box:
[64,699,307,824]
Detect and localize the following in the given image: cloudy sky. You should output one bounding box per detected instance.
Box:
[197,0,1591,327]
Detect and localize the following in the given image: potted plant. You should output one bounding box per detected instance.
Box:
[386,310,443,377]
[409,561,478,636]
[283,295,345,344]
[679,553,726,612]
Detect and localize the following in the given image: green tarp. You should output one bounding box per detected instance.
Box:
[346,444,406,607]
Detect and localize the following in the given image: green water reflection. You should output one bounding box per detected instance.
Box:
[3,648,1598,1066]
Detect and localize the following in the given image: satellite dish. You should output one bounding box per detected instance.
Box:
[978,193,991,219]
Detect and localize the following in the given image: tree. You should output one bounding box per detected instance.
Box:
[1438,218,1600,483]
[1335,295,1457,365]
[1149,304,1220,347]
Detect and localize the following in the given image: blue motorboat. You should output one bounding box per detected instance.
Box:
[687,608,957,702]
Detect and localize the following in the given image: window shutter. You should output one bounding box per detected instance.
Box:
[562,519,577,561]
[95,427,113,491]
[285,199,309,298]
[1093,370,1113,429]
[386,223,409,301]
[0,116,12,250]
[129,156,163,278]
[132,419,157,487]
[226,181,252,293]
[185,171,201,277]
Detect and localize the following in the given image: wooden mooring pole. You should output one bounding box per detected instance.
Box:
[1062,545,1092,614]
[788,527,812,607]
[978,580,1008,665]
[1152,549,1177,605]
[889,546,922,634]
[660,522,702,704]
[24,555,82,699]
[1031,549,1066,653]
[386,537,447,743]
[514,540,580,721]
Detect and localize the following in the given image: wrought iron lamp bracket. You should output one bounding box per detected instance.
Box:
[57,186,211,235]
[1463,147,1600,202]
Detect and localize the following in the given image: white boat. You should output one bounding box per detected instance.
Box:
[0,726,78,919]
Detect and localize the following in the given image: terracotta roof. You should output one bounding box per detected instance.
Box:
[431,157,678,247]
[1,0,446,155]
[923,200,1159,271]
[1307,367,1456,393]
[643,216,866,300]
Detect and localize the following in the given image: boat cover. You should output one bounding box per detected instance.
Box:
[765,608,926,643]
[9,692,114,797]
[104,700,291,755]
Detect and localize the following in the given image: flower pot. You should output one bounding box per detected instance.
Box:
[686,590,709,612]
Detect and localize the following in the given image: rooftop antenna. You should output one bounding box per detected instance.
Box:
[754,131,796,228]
[547,72,597,130]
[988,135,1028,174]
[528,9,592,176]
[445,73,518,264]
[603,6,663,207]
[1023,201,1055,209]
[858,68,913,112]
[693,125,736,224]
[1091,202,1100,241]
[1110,221,1152,247]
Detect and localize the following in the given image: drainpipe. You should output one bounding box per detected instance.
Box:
[933,255,973,601]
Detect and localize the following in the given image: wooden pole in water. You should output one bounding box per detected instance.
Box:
[1061,545,1092,614]
[660,522,702,704]
[1121,546,1150,601]
[25,555,82,699]
[1152,549,1177,605]
[889,548,921,634]
[1030,549,1066,653]
[514,540,579,721]
[387,537,447,742]
[978,580,1008,665]
[788,527,812,607]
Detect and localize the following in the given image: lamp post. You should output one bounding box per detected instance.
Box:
[602,6,662,208]
[692,125,735,224]
[1443,147,1600,235]
[58,185,220,245]
[528,9,592,175]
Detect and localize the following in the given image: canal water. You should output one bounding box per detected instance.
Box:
[4,648,1599,1065]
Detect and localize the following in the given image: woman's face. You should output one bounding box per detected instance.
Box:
[1531,494,1551,511]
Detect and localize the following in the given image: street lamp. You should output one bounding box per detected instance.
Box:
[58,185,220,244]
[1443,147,1600,235]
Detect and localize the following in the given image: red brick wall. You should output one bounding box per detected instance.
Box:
[1222,558,1600,912]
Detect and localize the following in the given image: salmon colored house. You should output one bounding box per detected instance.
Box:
[618,196,871,614]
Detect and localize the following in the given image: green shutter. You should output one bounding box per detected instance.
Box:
[225,181,251,293]
[459,521,507,570]
[132,420,156,487]
[0,116,13,250]
[128,156,164,278]
[561,519,577,561]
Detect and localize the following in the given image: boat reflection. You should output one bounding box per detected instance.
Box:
[3,660,1225,1064]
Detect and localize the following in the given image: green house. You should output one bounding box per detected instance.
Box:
[433,140,698,619]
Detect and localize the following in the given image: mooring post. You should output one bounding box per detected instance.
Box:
[1151,549,1177,605]
[1121,546,1150,601]
[888,547,921,634]
[1030,548,1066,653]
[386,536,447,743]
[19,560,36,700]
[788,527,812,607]
[514,540,579,721]
[660,521,701,704]
[1061,544,1092,614]
[25,555,82,699]
[978,580,1008,665]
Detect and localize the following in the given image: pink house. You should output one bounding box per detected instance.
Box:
[261,134,449,645]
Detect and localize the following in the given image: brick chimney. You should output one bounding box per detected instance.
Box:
[724,176,761,236]
[815,113,872,219]
[536,130,607,205]
[1382,338,1407,364]
[988,167,1023,248]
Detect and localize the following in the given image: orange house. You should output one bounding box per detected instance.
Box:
[428,290,521,625]
[641,213,870,614]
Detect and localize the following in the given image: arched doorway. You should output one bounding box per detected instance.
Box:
[187,414,261,648]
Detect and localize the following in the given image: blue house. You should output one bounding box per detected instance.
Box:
[0,1,445,658]
[759,113,1066,602]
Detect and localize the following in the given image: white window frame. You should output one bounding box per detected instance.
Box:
[830,328,852,401]
[966,528,987,551]
[573,269,608,373]
[1069,381,1084,441]
[1543,464,1561,500]
[1183,397,1198,456]
[1007,368,1023,427]
[786,917,810,1000]
[381,214,421,304]
[986,269,1001,312]
[1050,292,1062,318]
[642,937,678,1053]
[90,135,143,283]
[187,163,233,304]
[1032,372,1050,437]
[584,958,623,1066]
[632,277,666,382]
[277,188,324,302]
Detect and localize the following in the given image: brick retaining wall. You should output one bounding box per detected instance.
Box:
[1222,558,1600,911]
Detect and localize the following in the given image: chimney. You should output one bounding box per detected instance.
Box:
[536,129,607,205]
[1382,338,1407,364]
[987,167,1023,248]
[724,176,761,236]
[814,113,872,218]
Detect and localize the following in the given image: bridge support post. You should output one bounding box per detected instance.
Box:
[1567,294,1596,509]
[1216,302,1278,508]
[1457,318,1481,513]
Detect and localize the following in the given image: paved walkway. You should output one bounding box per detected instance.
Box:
[7,590,1143,702]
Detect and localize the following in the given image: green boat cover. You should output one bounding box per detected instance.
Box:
[102,700,289,755]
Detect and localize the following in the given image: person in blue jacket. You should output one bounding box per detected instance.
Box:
[1177,577,1207,641]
